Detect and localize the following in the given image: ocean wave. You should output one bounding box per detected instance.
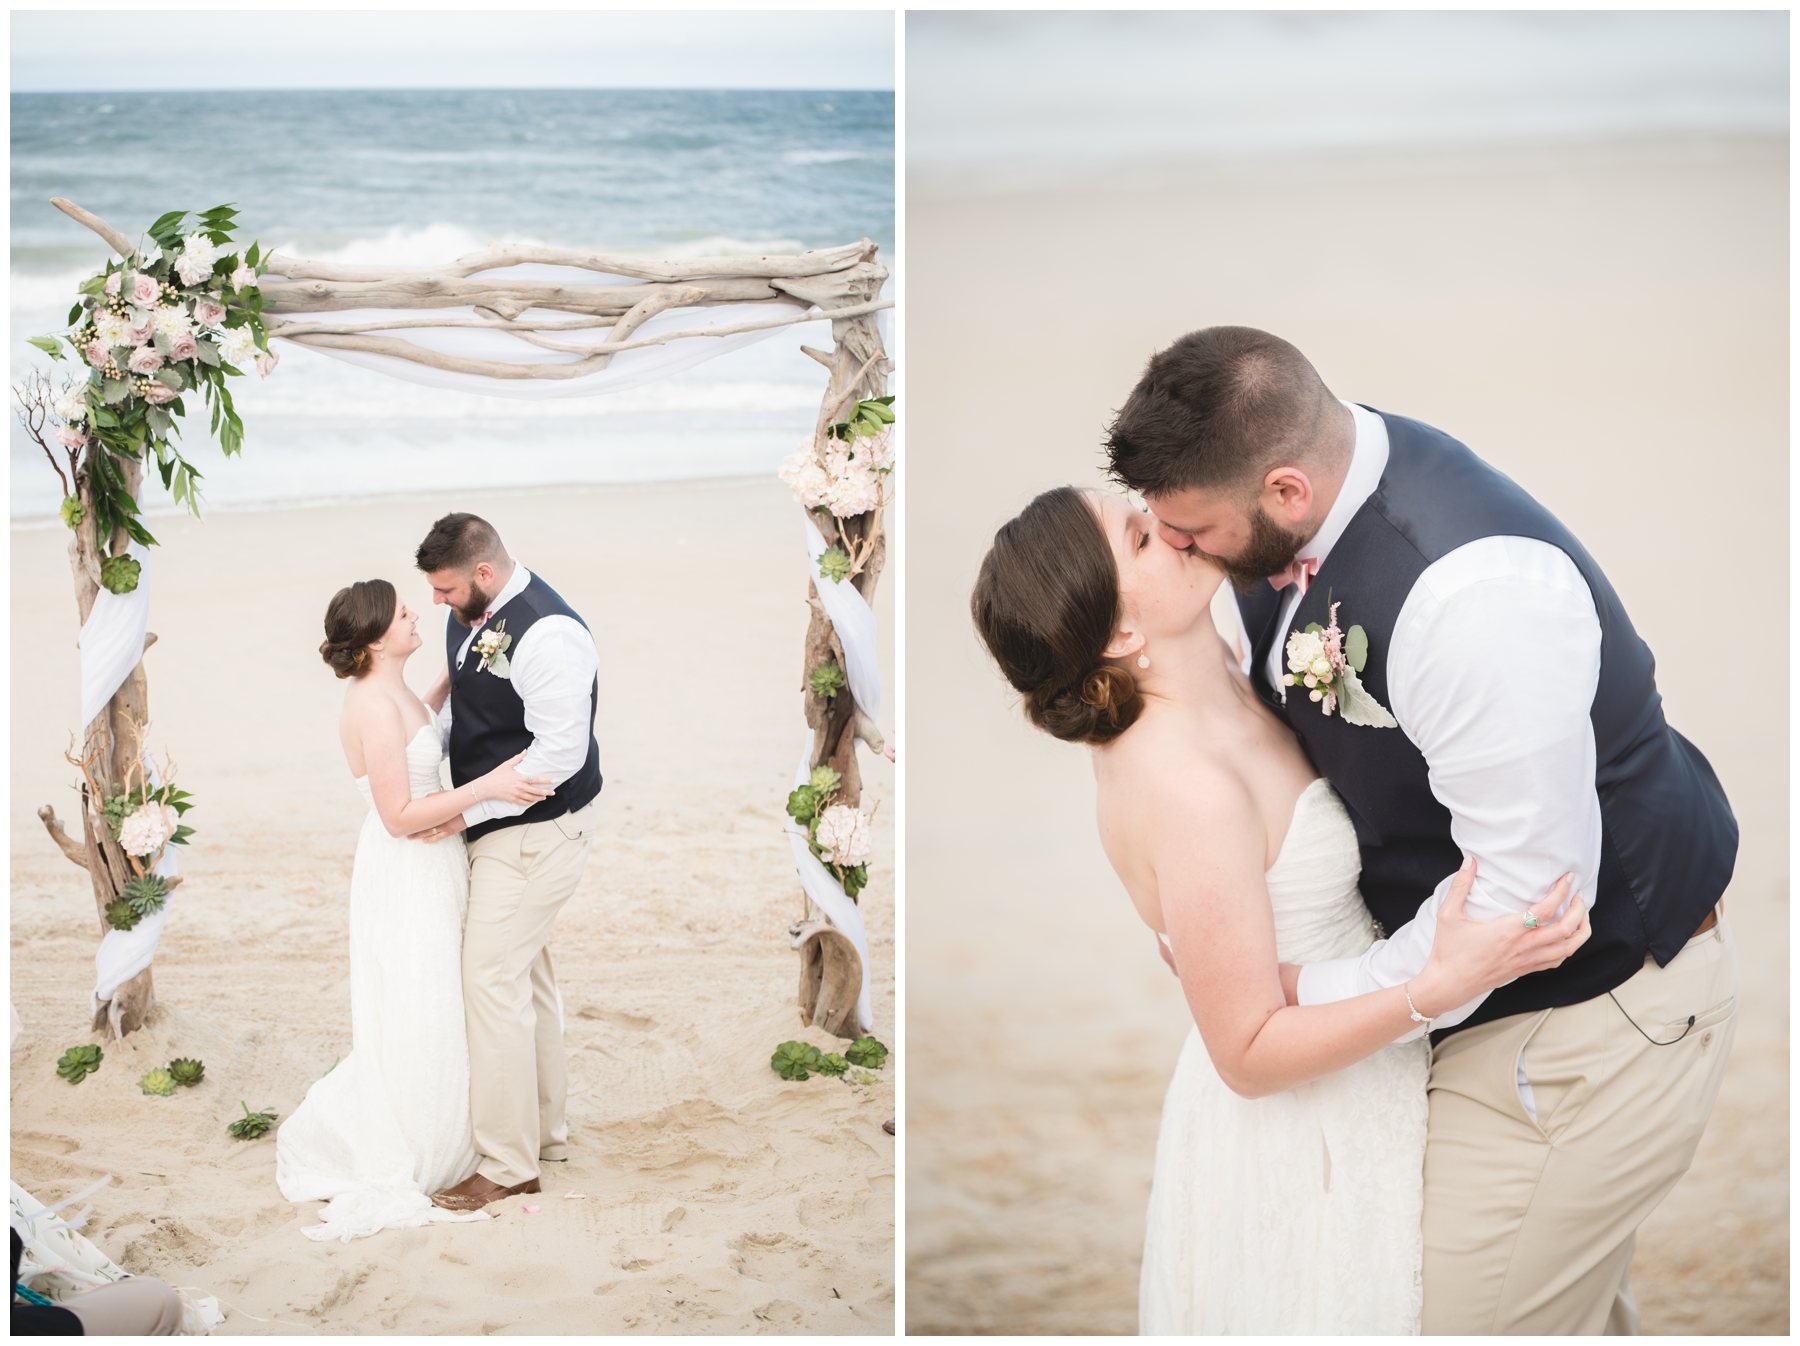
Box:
[782,149,875,165]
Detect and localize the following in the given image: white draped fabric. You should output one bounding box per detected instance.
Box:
[787,516,883,1035]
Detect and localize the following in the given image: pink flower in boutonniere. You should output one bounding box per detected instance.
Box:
[1283,600,1397,728]
[474,619,513,679]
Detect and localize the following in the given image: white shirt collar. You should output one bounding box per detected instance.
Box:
[487,560,530,616]
[1298,401,1389,568]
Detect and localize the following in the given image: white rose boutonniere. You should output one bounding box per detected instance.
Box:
[474,619,513,679]
[1283,600,1397,729]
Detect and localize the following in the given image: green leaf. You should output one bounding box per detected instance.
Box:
[76,275,108,298]
[844,1035,888,1069]
[1303,622,1324,635]
[27,335,65,359]
[770,1040,825,1081]
[247,241,260,266]
[193,338,220,367]
[148,209,188,238]
[1345,624,1369,674]
[68,302,85,326]
[102,378,130,405]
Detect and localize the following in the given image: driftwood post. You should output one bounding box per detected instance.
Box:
[35,198,891,1040]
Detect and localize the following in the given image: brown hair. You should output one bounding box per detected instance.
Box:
[970,486,1143,745]
[1105,325,1334,497]
[320,579,397,679]
[415,512,505,573]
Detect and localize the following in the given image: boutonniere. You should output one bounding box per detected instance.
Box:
[474,619,513,679]
[1283,600,1396,728]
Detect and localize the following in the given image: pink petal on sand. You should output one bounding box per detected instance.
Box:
[521,1204,541,1214]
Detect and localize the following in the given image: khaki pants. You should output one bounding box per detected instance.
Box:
[464,801,598,1188]
[1421,916,1738,1334]
[64,1277,185,1335]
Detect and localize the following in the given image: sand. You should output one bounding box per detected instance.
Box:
[904,135,1788,1334]
[9,476,895,1335]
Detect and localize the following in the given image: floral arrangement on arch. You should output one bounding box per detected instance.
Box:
[786,764,874,899]
[25,204,274,589]
[66,734,196,933]
[779,395,895,583]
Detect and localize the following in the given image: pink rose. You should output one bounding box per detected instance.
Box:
[127,347,163,375]
[193,297,226,328]
[103,272,121,297]
[231,260,256,289]
[56,424,87,450]
[169,332,199,362]
[142,383,178,406]
[129,273,160,307]
[257,349,279,377]
[83,339,110,368]
[126,321,153,348]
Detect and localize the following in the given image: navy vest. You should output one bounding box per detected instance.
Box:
[446,573,603,845]
[1237,410,1736,1038]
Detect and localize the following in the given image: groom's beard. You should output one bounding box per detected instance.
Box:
[454,579,497,627]
[1206,509,1311,596]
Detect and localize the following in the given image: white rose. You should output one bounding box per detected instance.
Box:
[54,388,88,423]
[1310,657,1332,679]
[1285,630,1325,669]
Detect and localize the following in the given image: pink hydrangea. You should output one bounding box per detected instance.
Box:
[117,803,172,858]
[814,804,871,869]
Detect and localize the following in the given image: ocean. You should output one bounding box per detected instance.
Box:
[908,10,1787,196]
[10,88,894,519]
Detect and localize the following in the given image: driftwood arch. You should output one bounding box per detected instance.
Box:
[35,198,891,1040]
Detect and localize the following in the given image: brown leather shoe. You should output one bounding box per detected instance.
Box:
[430,1173,541,1212]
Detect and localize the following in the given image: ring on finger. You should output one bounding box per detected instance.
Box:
[1522,911,1541,930]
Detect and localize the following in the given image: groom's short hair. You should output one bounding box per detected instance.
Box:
[415,512,506,573]
[1105,327,1335,497]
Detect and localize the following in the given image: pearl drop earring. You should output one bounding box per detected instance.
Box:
[1137,650,1150,670]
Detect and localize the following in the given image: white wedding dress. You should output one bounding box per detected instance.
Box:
[1139,778,1430,1334]
[275,722,486,1241]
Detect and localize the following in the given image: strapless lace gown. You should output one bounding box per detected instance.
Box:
[275,722,485,1241]
[1139,778,1429,1334]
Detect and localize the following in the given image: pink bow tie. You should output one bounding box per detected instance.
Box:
[472,610,494,629]
[1268,557,1320,595]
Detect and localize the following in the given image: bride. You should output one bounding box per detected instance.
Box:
[275,578,553,1242]
[970,487,1591,1334]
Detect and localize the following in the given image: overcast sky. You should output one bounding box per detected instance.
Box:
[11,10,895,91]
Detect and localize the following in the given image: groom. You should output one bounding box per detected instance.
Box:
[413,512,604,1213]
[1110,327,1738,1334]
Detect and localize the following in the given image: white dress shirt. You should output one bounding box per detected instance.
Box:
[1233,403,1604,1045]
[437,562,599,829]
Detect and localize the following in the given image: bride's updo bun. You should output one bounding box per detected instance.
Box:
[971,486,1144,746]
[321,578,398,679]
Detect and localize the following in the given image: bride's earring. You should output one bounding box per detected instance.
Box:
[1137,648,1150,670]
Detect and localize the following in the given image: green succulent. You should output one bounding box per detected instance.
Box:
[771,1040,824,1082]
[815,1053,849,1077]
[60,495,85,530]
[786,765,844,828]
[123,874,168,918]
[845,1069,879,1087]
[844,1036,889,1070]
[55,1044,103,1084]
[841,863,870,900]
[816,546,852,584]
[167,1058,205,1087]
[139,1068,177,1097]
[807,660,847,701]
[104,898,141,931]
[100,554,141,595]
[227,1102,278,1141]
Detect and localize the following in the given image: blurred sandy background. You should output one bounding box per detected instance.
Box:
[905,11,1787,1335]
[10,479,895,1334]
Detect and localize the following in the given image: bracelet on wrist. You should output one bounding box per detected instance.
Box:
[1403,982,1433,1026]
